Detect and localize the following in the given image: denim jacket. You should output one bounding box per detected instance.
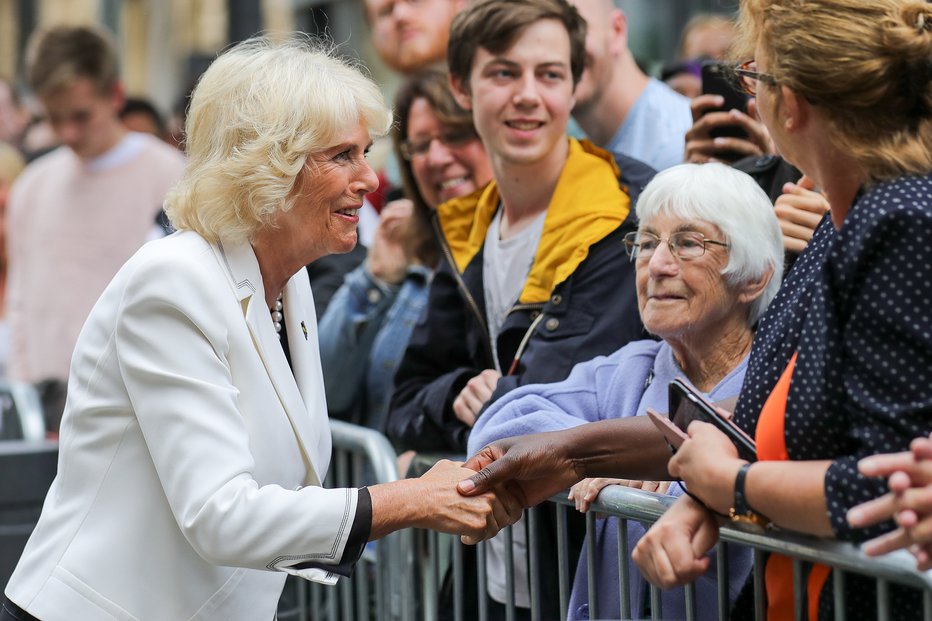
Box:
[318,262,431,431]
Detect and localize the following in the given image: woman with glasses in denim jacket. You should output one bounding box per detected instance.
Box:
[317,69,492,434]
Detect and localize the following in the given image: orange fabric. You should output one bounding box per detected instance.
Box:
[755,353,830,621]
[756,353,795,462]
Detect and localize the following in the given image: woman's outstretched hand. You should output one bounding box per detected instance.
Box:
[456,431,584,509]
[369,459,523,544]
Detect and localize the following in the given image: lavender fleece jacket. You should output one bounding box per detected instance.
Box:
[469,339,752,620]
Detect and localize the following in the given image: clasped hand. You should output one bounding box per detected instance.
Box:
[417,459,523,544]
[632,421,745,589]
[848,435,932,569]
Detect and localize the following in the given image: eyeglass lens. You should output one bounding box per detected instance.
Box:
[625,232,712,260]
[404,127,475,158]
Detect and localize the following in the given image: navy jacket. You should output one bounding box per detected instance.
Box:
[387,139,648,452]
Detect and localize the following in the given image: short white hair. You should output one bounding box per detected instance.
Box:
[165,36,392,243]
[635,163,784,326]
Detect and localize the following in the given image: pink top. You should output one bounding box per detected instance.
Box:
[6,133,185,382]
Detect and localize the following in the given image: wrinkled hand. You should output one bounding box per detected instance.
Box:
[848,436,932,566]
[452,369,501,427]
[366,199,415,285]
[775,176,830,255]
[668,421,744,515]
[569,478,671,513]
[457,430,584,509]
[684,95,774,164]
[417,459,522,544]
[633,495,721,588]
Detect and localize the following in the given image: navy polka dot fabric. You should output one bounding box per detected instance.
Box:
[734,214,835,431]
[792,174,932,541]
[732,175,932,619]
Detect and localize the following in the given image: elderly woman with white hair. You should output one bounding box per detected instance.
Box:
[0,38,519,621]
[467,162,784,620]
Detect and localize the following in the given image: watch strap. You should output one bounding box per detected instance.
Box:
[730,462,771,528]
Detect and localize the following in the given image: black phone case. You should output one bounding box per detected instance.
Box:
[701,61,751,161]
[668,378,757,462]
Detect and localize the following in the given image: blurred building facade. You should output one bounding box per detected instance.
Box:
[0,0,736,127]
[0,0,388,118]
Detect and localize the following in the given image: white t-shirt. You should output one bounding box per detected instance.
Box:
[481,206,546,607]
[482,207,547,372]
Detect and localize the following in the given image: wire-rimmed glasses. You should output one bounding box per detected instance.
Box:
[623,231,729,261]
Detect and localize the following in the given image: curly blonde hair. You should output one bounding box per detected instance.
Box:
[165,37,392,243]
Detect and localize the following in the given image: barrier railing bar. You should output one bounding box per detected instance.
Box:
[718,540,730,621]
[329,421,399,485]
[504,523,516,621]
[338,449,355,619]
[352,452,369,620]
[478,540,489,621]
[401,529,416,621]
[296,573,308,621]
[327,421,401,621]
[323,429,932,621]
[753,548,766,621]
[877,578,890,621]
[650,582,662,620]
[311,582,323,620]
[374,552,386,621]
[328,578,338,620]
[453,531,464,621]
[554,486,932,594]
[555,504,570,621]
[427,529,439,620]
[684,581,697,621]
[585,511,598,620]
[528,506,542,621]
[792,557,805,621]
[833,568,845,621]
[618,519,632,620]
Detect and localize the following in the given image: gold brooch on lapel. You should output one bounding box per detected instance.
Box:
[301,321,308,340]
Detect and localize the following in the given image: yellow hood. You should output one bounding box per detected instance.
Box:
[436,138,630,304]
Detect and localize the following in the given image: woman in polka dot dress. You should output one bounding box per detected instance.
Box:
[632,0,932,618]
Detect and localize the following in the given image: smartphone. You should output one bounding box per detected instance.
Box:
[647,408,689,454]
[668,378,757,462]
[701,61,751,161]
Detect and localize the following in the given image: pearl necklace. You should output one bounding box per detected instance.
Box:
[270,293,283,338]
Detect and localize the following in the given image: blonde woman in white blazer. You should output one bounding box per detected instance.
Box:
[1,38,520,621]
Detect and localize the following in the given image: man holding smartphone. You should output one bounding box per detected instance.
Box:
[568,0,692,171]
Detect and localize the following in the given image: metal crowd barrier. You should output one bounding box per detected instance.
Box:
[278,425,932,621]
[278,420,413,621]
[410,469,932,621]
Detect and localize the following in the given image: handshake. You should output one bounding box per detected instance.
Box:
[409,431,584,544]
[409,459,523,545]
[369,431,580,544]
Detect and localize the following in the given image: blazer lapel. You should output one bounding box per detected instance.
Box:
[283,271,331,481]
[216,240,323,487]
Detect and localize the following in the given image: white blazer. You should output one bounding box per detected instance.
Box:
[5,232,361,621]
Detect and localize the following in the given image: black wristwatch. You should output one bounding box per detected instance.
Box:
[729,462,771,529]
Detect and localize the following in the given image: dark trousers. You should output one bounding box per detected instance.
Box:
[1,599,40,621]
